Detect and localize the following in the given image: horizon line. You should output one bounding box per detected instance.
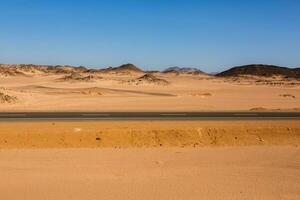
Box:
[0,62,299,74]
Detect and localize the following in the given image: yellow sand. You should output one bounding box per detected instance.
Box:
[0,73,299,111]
[0,147,299,200]
[0,120,299,148]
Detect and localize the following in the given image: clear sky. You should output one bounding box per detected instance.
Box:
[0,0,299,72]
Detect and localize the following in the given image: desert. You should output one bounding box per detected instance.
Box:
[0,120,299,200]
[0,63,299,111]
[0,147,299,200]
[1,63,300,200]
[2,1,300,199]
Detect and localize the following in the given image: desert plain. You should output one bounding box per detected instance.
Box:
[0,64,299,111]
[0,64,300,200]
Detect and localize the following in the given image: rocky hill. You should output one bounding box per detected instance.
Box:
[217,64,300,79]
[127,73,169,85]
[163,67,205,75]
[0,63,145,76]
[57,73,102,82]
[0,67,26,77]
[0,92,18,104]
[108,63,144,73]
[0,64,87,76]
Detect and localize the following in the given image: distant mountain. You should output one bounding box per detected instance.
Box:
[3,63,299,79]
[216,64,300,78]
[163,66,205,74]
[109,63,143,73]
[208,72,219,76]
[0,63,143,75]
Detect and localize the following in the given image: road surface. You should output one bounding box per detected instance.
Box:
[0,112,299,120]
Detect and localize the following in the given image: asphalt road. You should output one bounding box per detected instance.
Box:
[0,112,299,121]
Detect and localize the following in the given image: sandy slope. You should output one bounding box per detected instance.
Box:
[0,120,299,148]
[0,147,299,200]
[0,73,299,111]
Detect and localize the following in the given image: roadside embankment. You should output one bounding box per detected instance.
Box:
[0,120,299,148]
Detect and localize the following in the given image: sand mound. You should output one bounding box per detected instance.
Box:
[249,107,268,111]
[189,92,212,97]
[255,79,300,87]
[57,73,102,82]
[13,85,174,97]
[221,76,300,87]
[15,85,104,96]
[80,88,103,96]
[250,107,300,111]
[127,74,169,85]
[0,92,18,103]
[0,67,26,77]
[280,94,296,98]
[46,65,87,74]
[0,64,88,75]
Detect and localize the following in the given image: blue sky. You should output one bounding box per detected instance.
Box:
[0,0,299,72]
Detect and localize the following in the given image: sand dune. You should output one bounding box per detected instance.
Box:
[12,85,174,97]
[56,73,103,82]
[188,92,212,97]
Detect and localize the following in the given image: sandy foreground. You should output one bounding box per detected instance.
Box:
[0,120,299,200]
[1,73,300,111]
[0,147,299,200]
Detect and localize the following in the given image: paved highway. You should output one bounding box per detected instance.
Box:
[0,112,299,120]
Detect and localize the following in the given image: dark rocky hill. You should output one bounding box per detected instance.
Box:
[216,64,300,78]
